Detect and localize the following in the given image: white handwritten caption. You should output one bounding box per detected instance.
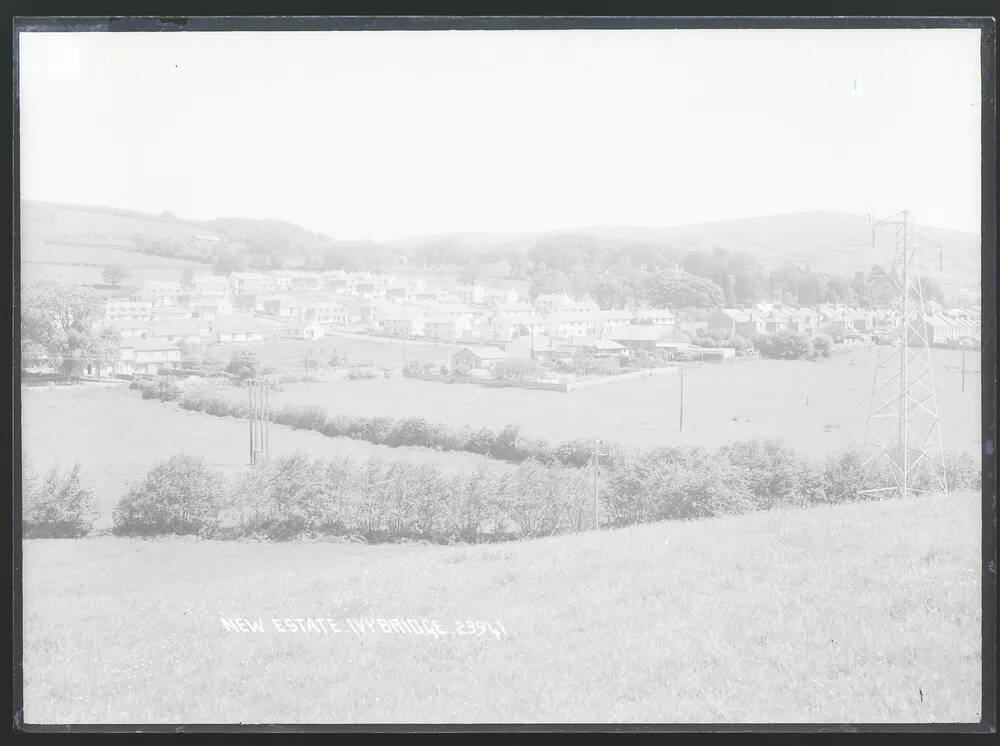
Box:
[220,617,508,640]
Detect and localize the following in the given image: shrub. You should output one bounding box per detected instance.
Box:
[388,417,432,448]
[347,366,380,380]
[492,359,546,382]
[321,414,353,438]
[504,460,569,538]
[23,463,98,538]
[465,428,499,456]
[347,417,394,444]
[226,351,263,381]
[694,329,752,355]
[113,454,228,536]
[753,330,814,360]
[641,455,756,521]
[179,392,249,418]
[274,404,327,431]
[944,450,981,490]
[716,438,824,509]
[553,439,596,468]
[489,423,522,461]
[811,333,834,358]
[220,454,335,540]
[819,447,874,503]
[443,465,497,542]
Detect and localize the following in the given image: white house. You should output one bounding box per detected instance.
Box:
[139,280,183,307]
[104,299,153,323]
[120,340,182,375]
[547,310,597,340]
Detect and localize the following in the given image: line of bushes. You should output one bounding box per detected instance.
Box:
[23,440,981,541]
[134,377,610,467]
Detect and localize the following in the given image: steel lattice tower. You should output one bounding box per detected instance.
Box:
[861,210,948,497]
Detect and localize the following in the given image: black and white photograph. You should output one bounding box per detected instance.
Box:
[13,18,995,729]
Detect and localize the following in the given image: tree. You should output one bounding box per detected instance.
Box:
[226,351,262,380]
[102,264,130,287]
[458,263,481,285]
[640,272,725,309]
[753,330,814,360]
[21,284,104,374]
[528,269,571,300]
[811,333,834,358]
[82,325,122,370]
[592,275,628,309]
[212,252,248,276]
[867,265,895,305]
[507,253,528,279]
[302,353,320,391]
[919,276,946,306]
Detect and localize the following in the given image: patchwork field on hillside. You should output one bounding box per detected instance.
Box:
[20,201,215,287]
[21,490,982,724]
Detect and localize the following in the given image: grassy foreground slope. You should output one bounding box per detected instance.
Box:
[22,491,981,724]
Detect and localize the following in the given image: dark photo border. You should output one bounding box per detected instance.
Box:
[7,12,997,736]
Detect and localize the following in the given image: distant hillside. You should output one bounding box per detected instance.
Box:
[389,211,981,296]
[20,201,981,297]
[19,201,335,283]
[580,212,980,282]
[206,217,333,256]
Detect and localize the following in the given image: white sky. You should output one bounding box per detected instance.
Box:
[18,28,983,241]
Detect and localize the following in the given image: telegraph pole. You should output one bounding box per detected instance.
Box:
[961,346,966,393]
[248,378,270,465]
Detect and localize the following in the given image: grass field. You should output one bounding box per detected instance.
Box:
[20,200,214,287]
[19,385,510,526]
[21,490,981,724]
[199,347,982,457]
[215,331,465,370]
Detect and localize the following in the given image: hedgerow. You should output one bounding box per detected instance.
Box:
[137,383,618,466]
[103,441,980,543]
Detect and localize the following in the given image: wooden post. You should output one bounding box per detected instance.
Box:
[961,347,966,393]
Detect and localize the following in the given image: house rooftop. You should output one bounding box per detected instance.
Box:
[608,324,674,342]
[564,336,626,350]
[454,346,507,359]
[121,339,181,352]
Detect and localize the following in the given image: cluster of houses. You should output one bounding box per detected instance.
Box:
[706,302,981,348]
[90,271,697,376]
[77,269,980,378]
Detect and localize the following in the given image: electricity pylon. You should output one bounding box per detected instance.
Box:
[861,210,948,497]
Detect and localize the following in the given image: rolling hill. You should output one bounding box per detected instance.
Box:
[388,211,982,295]
[19,200,982,297]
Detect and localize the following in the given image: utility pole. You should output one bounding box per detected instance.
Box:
[248,378,270,465]
[593,439,603,530]
[961,346,966,393]
[861,210,947,498]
